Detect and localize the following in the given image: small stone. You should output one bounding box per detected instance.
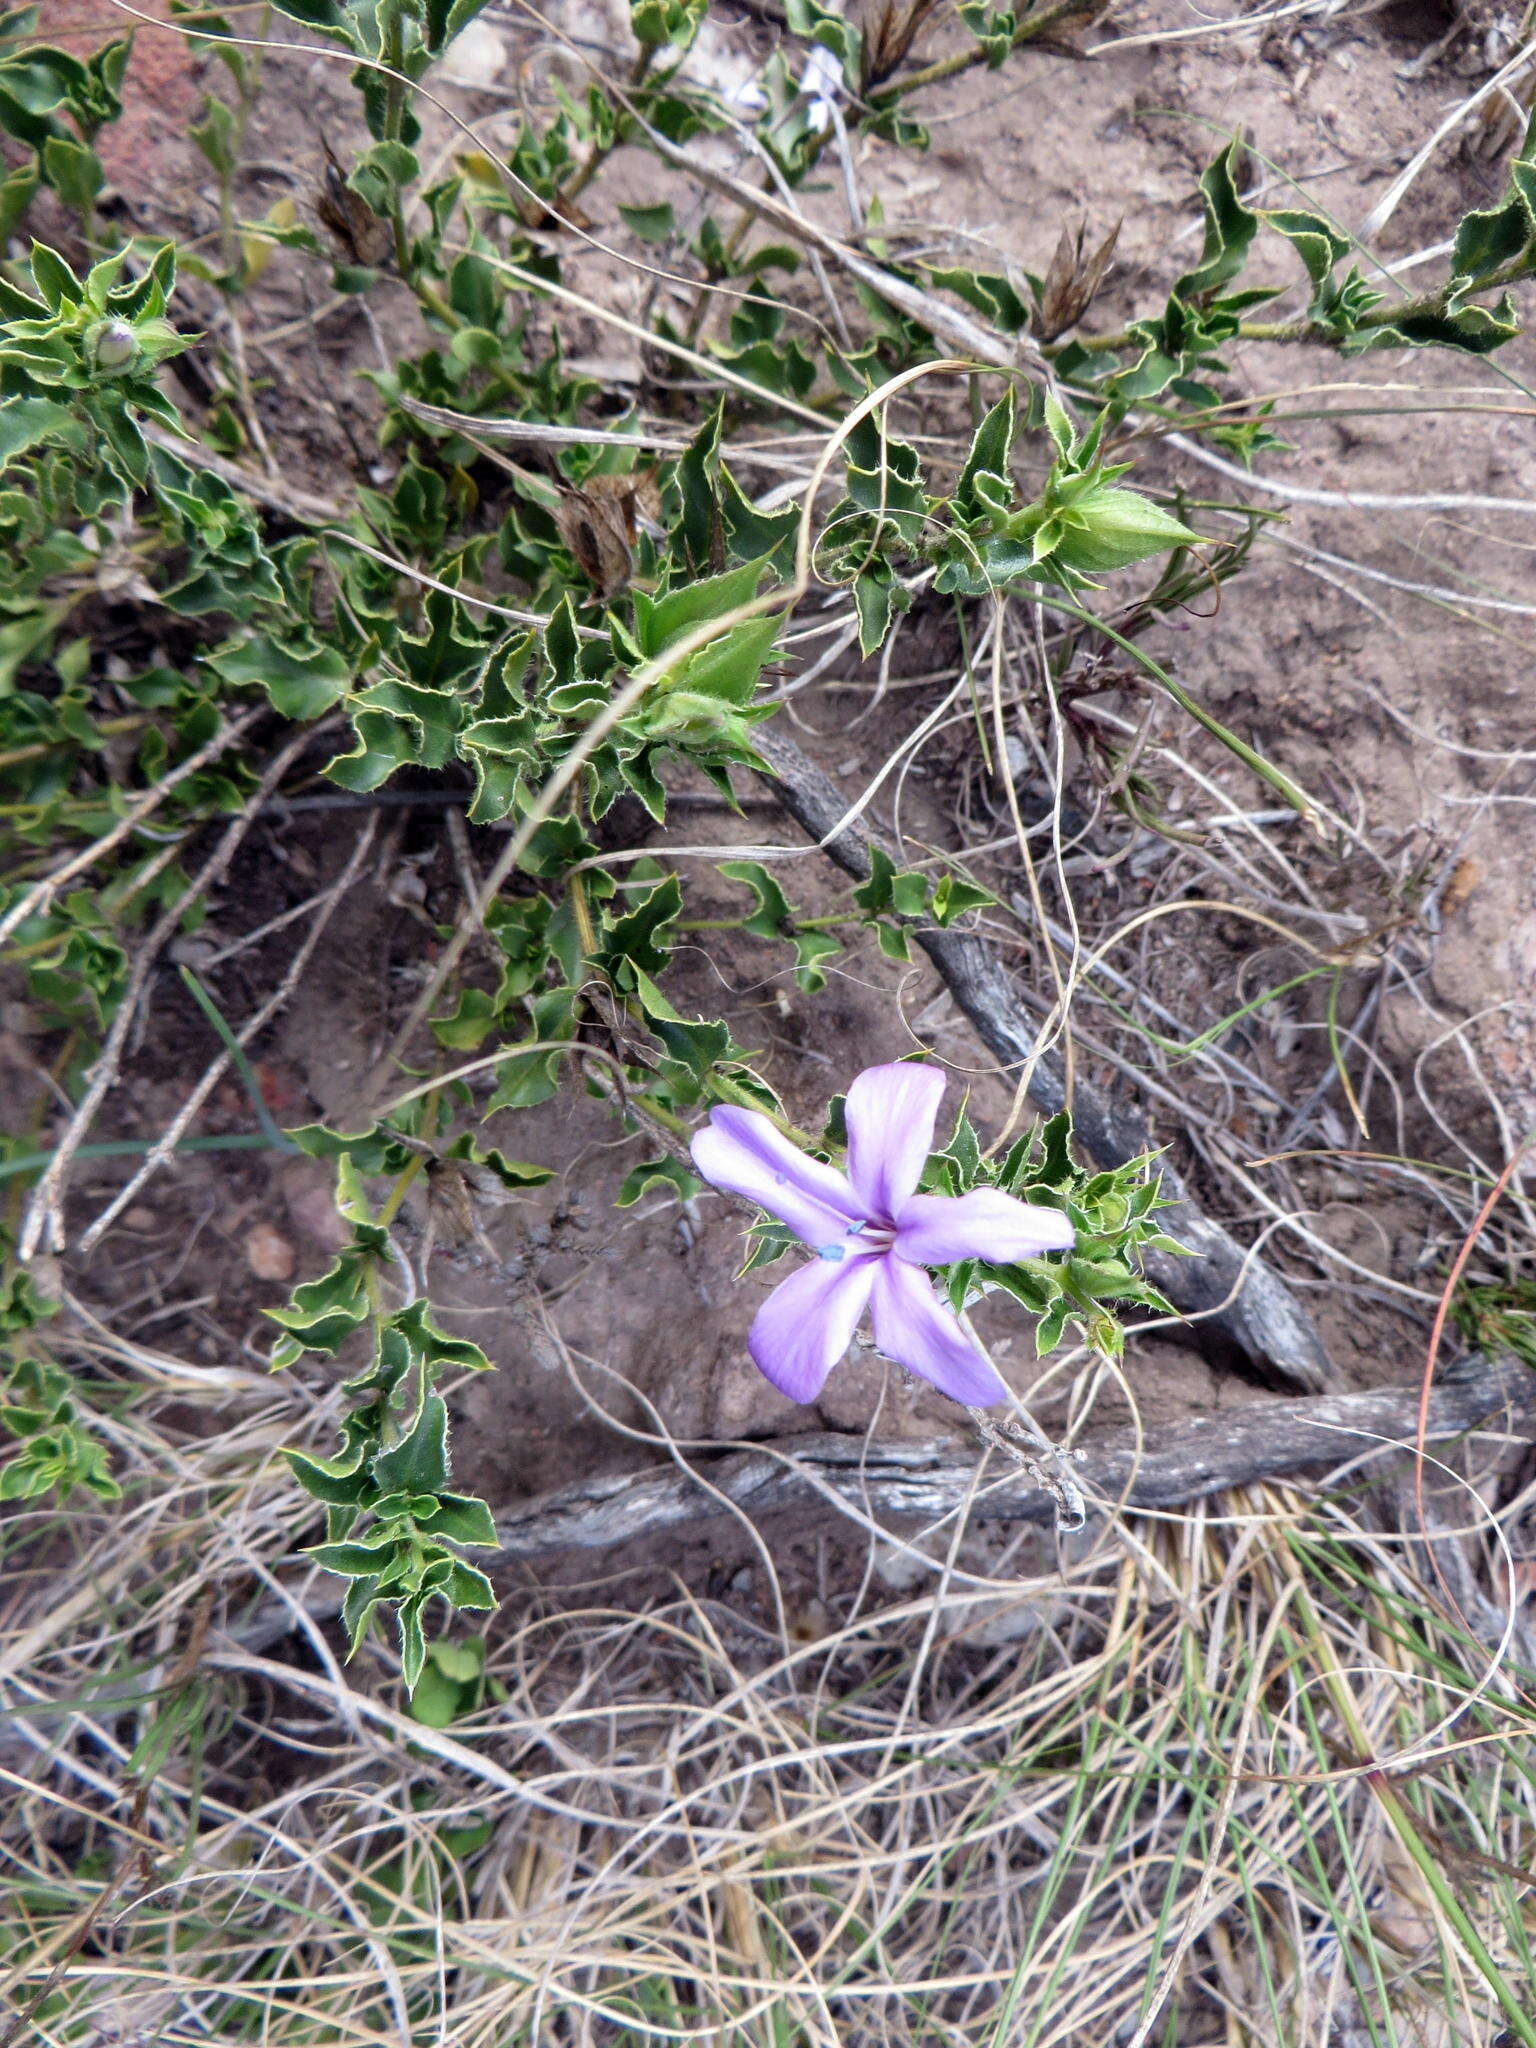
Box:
[123,1207,156,1231]
[790,1599,832,1642]
[439,14,506,86]
[279,1158,351,1252]
[245,1222,296,1282]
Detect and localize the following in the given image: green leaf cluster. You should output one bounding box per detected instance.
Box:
[0,1351,120,1502]
[273,1121,528,1686]
[0,1259,118,1503]
[852,847,995,959]
[0,242,185,492]
[937,389,1199,596]
[0,5,128,226]
[719,859,842,991]
[927,1106,1179,1360]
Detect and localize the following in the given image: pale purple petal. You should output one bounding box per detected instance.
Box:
[844,1062,946,1222]
[692,1105,863,1248]
[747,1251,878,1403]
[892,1189,1076,1268]
[869,1255,1008,1406]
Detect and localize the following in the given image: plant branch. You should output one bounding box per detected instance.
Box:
[1064,254,1536,358]
[869,0,1109,105]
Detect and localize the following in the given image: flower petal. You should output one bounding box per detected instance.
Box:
[844,1062,946,1222]
[892,1189,1076,1268]
[691,1105,862,1249]
[869,1255,1008,1406]
[747,1252,878,1403]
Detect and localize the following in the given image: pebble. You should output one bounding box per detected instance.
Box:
[245,1222,297,1282]
[439,16,507,87]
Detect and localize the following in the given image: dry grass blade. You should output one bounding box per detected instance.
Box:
[5,1432,1534,2045]
[17,719,330,1260]
[393,392,692,452]
[76,813,381,1253]
[0,709,263,955]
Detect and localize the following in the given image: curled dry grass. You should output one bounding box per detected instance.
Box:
[3,1386,1535,2046]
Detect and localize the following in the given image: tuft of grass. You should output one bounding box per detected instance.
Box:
[1455,1277,1536,1375]
[3,1434,1534,2045]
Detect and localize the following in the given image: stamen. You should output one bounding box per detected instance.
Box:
[848,1220,894,1252]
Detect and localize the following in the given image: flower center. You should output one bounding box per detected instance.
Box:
[817,1218,893,1260]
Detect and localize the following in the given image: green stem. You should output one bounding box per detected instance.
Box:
[1043,594,1325,828]
[1102,965,1329,1064]
[554,42,657,215]
[1288,1571,1536,2048]
[869,0,1103,106]
[380,3,412,278]
[1367,1769,1536,2048]
[1063,253,1536,358]
[709,1069,820,1149]
[412,274,457,331]
[0,714,146,773]
[627,1090,689,1141]
[217,6,270,283]
[1324,966,1368,1138]
[377,1153,426,1228]
[0,1134,292,1183]
[179,966,290,1149]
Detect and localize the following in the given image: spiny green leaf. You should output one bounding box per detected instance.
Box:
[372,1394,450,1497]
[211,631,352,720]
[1174,142,1259,303]
[633,556,767,659]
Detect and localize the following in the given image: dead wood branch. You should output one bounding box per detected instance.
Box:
[752,725,1338,1393]
[226,1359,1532,1652]
[484,1357,1532,1560]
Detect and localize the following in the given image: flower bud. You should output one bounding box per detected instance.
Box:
[1050,485,1198,576]
[87,319,139,374]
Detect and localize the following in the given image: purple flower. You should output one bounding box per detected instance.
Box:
[691,1062,1075,1407]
